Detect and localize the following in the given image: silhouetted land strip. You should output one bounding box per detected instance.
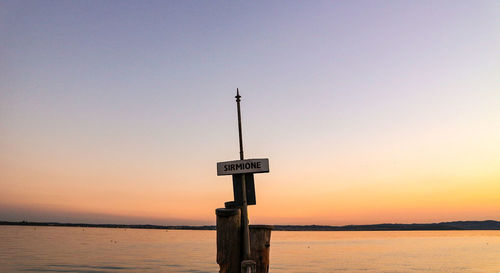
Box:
[1,220,499,231]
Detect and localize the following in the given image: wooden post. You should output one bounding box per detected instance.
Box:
[216,207,241,273]
[249,225,273,273]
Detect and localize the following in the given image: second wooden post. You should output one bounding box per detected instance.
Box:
[250,225,273,273]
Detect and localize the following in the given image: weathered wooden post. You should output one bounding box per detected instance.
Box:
[249,225,273,273]
[216,89,272,273]
[216,206,241,273]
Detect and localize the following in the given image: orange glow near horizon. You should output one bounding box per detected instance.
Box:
[1,135,499,225]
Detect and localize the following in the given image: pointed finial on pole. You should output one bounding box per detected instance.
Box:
[235,88,241,102]
[235,88,244,160]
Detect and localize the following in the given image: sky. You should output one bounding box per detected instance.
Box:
[0,0,499,226]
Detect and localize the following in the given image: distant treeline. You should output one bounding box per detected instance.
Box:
[0,221,214,230]
[1,220,499,231]
[273,220,500,231]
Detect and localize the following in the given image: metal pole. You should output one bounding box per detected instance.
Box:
[235,88,251,261]
[236,88,244,161]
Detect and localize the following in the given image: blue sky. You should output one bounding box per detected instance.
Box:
[1,1,499,225]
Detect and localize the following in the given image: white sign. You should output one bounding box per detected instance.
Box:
[217,158,269,176]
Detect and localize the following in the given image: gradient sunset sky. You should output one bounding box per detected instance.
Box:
[1,1,499,225]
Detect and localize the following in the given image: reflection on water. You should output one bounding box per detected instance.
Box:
[271,230,500,273]
[0,226,216,273]
[0,226,499,272]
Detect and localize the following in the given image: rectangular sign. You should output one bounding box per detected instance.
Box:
[233,174,256,206]
[217,158,269,176]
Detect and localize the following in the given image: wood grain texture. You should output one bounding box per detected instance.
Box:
[216,208,241,273]
[249,225,273,273]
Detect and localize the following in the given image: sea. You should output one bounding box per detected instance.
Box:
[0,226,499,272]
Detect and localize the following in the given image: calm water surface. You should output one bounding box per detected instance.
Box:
[0,226,499,272]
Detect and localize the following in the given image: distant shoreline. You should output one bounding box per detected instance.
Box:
[1,220,499,231]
